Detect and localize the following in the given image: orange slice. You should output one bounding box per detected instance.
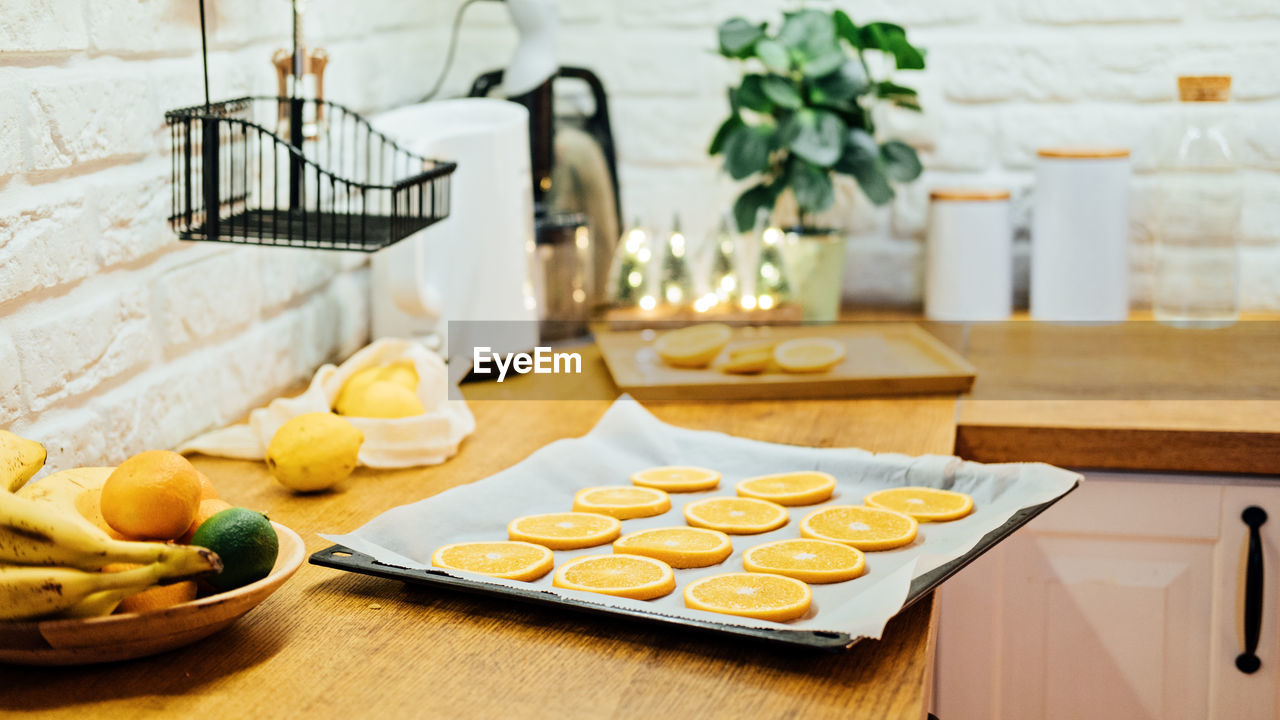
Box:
[773,337,846,373]
[631,466,720,493]
[742,538,866,583]
[736,471,836,506]
[572,486,671,520]
[727,339,779,359]
[718,348,772,374]
[552,554,676,600]
[612,527,733,568]
[799,505,918,551]
[683,497,788,535]
[864,486,974,522]
[431,541,554,581]
[654,323,733,368]
[683,572,812,622]
[508,512,622,550]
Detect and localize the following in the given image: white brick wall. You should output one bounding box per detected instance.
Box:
[439,0,1280,309]
[0,1,443,471]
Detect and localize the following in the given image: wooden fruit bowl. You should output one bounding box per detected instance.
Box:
[0,522,305,665]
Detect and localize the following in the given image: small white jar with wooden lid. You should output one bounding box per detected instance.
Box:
[1031,147,1131,321]
[925,188,1013,321]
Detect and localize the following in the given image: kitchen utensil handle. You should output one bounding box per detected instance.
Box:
[1237,506,1267,674]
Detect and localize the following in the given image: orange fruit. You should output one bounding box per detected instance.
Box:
[100,450,202,540]
[683,572,812,622]
[178,498,234,545]
[864,487,974,522]
[431,541,554,581]
[736,471,836,506]
[773,337,846,373]
[631,466,720,493]
[727,339,779,359]
[742,538,866,583]
[507,512,622,550]
[718,349,772,374]
[683,496,789,534]
[101,563,198,614]
[572,486,671,520]
[552,554,676,600]
[799,505,918,551]
[612,527,732,568]
[654,323,732,368]
[197,472,219,501]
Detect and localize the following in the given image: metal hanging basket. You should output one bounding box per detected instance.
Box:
[165,2,455,252]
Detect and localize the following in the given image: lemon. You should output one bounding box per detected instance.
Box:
[683,572,812,622]
[335,380,424,419]
[718,348,772,374]
[432,541,554,581]
[266,412,364,492]
[654,323,732,368]
[100,450,203,540]
[864,486,975,522]
[773,337,846,373]
[334,362,420,416]
[190,508,279,592]
[378,360,419,391]
[727,339,778,359]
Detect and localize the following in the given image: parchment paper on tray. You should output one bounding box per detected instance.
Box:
[321,398,1080,640]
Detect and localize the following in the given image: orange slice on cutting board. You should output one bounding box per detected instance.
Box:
[552,554,676,600]
[431,541,554,581]
[508,512,622,550]
[736,471,836,506]
[799,505,918,551]
[773,337,846,373]
[683,572,812,622]
[631,466,721,493]
[572,486,671,520]
[742,538,866,584]
[612,527,733,568]
[654,323,733,368]
[718,349,772,375]
[683,497,789,535]
[864,486,974,522]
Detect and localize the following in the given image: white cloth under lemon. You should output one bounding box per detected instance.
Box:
[180,339,475,468]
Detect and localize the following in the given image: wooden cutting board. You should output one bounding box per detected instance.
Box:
[596,323,976,401]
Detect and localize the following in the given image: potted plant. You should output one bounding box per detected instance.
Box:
[709,9,926,321]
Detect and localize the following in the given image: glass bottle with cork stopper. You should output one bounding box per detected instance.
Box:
[1154,75,1240,327]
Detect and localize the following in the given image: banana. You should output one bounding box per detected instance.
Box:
[55,589,133,619]
[0,430,46,493]
[0,551,221,621]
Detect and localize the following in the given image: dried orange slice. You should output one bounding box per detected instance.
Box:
[431,541,553,581]
[507,512,622,550]
[742,538,866,583]
[683,497,788,535]
[612,527,733,568]
[552,554,676,600]
[683,572,812,622]
[864,486,974,522]
[718,348,772,374]
[773,337,846,373]
[800,505,918,551]
[572,486,671,520]
[631,466,720,493]
[736,471,836,506]
[654,323,732,368]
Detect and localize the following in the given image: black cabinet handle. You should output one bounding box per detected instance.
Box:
[1237,506,1267,674]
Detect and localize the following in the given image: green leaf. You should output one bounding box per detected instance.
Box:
[815,59,869,100]
[833,10,860,48]
[761,75,803,110]
[737,74,773,113]
[801,48,845,78]
[723,124,773,180]
[875,80,922,111]
[708,116,745,156]
[719,18,765,58]
[841,128,880,165]
[779,10,836,51]
[788,159,835,215]
[879,140,923,182]
[756,39,790,73]
[891,37,926,70]
[788,109,845,168]
[733,183,776,232]
[859,22,904,51]
[834,129,895,205]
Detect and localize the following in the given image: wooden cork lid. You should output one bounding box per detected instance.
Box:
[1036,147,1131,159]
[1178,75,1231,102]
[929,188,1011,202]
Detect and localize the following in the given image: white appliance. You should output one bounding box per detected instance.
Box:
[369,98,539,362]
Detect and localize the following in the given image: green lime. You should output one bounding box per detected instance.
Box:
[190,507,279,592]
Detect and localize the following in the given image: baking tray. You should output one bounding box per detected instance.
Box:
[310,483,1075,651]
[594,323,977,402]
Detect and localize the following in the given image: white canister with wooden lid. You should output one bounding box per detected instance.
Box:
[1030,147,1131,321]
[925,188,1013,321]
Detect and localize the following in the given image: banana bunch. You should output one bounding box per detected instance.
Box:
[0,431,222,621]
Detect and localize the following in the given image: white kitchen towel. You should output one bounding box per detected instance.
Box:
[180,338,475,468]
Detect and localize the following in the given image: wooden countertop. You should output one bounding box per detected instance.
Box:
[2,373,957,718]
